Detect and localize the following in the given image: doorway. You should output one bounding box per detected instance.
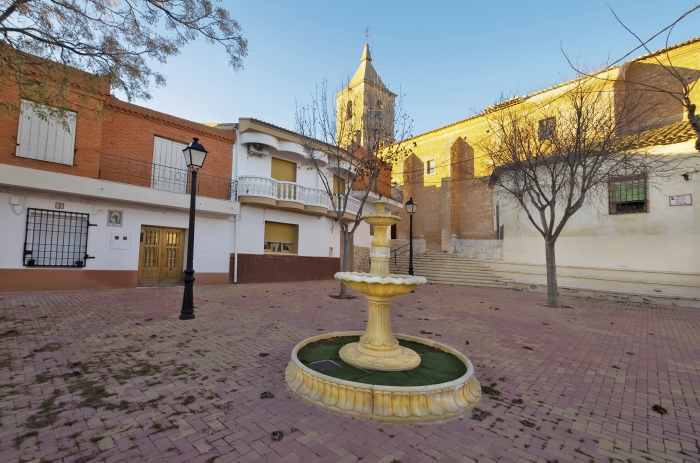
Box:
[138,226,185,285]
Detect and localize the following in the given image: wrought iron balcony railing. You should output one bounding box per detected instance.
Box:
[99,153,237,201]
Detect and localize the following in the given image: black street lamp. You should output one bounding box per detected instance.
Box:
[180,138,208,320]
[404,197,417,276]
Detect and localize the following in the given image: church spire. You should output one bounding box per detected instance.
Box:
[350,43,382,88]
[361,43,372,62]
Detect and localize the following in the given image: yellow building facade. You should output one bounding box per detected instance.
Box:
[393,38,700,250]
[389,38,700,304]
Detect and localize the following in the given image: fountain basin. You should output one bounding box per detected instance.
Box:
[285,332,482,423]
[335,272,427,298]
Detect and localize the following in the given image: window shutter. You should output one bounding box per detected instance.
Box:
[16,100,77,165]
[264,222,296,243]
[271,158,297,182]
[152,137,188,193]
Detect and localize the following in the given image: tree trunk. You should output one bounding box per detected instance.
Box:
[544,239,559,307]
[686,107,700,151]
[339,231,352,299]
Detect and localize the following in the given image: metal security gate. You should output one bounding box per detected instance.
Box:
[23,208,93,267]
[138,226,184,285]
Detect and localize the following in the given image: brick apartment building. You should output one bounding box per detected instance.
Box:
[0,65,239,291]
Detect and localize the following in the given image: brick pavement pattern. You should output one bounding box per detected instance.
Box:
[0,281,698,463]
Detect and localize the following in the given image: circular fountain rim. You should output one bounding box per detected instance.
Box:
[286,331,482,423]
[334,272,428,286]
[290,331,474,390]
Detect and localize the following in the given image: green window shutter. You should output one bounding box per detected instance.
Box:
[612,184,623,202]
[630,182,645,201]
[612,180,645,202]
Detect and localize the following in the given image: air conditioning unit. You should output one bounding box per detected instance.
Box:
[247,142,268,157]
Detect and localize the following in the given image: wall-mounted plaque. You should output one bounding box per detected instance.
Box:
[107,209,124,226]
[669,194,692,206]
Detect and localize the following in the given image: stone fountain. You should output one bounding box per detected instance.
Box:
[335,202,426,371]
[285,201,481,423]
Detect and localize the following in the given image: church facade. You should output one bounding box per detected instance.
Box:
[390,38,700,304]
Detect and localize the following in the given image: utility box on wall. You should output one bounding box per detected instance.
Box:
[110,234,131,250]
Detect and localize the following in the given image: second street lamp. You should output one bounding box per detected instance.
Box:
[404,197,417,276]
[180,137,208,320]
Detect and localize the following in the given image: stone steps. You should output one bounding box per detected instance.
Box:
[390,253,505,287]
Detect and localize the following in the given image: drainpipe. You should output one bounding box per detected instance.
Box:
[233,125,240,283]
[233,208,241,283]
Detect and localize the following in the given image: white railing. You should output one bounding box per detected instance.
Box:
[328,195,362,216]
[277,181,304,202]
[238,176,339,211]
[347,196,362,215]
[238,176,277,199]
[305,188,328,208]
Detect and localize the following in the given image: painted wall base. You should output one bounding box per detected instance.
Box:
[0,269,230,292]
[485,261,700,307]
[234,254,339,283]
[0,269,137,292]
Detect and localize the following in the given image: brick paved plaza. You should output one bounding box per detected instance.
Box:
[0,281,698,463]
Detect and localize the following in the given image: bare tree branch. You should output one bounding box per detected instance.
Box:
[563,4,700,150]
[0,0,247,121]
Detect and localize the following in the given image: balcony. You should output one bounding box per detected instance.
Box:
[99,153,237,201]
[237,175,362,218]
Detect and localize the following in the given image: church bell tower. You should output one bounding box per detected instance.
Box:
[336,44,397,149]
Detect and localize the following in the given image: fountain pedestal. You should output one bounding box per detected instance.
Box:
[339,295,421,371]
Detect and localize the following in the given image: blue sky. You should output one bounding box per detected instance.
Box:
[135,1,700,137]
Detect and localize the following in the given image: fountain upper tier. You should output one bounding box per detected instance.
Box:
[336,202,424,282]
[335,273,426,298]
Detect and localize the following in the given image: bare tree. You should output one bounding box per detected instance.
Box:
[0,0,247,118]
[295,79,413,298]
[565,3,700,150]
[482,74,685,307]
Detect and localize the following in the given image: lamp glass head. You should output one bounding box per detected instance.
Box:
[183,138,208,168]
[405,197,417,215]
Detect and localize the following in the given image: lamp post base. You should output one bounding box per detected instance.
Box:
[180,269,196,320]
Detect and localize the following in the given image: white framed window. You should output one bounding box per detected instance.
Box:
[426,159,436,175]
[16,100,77,165]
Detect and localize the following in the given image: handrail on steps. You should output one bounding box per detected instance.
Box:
[391,243,410,265]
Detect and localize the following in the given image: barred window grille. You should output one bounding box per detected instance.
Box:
[608,176,649,215]
[24,209,91,267]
